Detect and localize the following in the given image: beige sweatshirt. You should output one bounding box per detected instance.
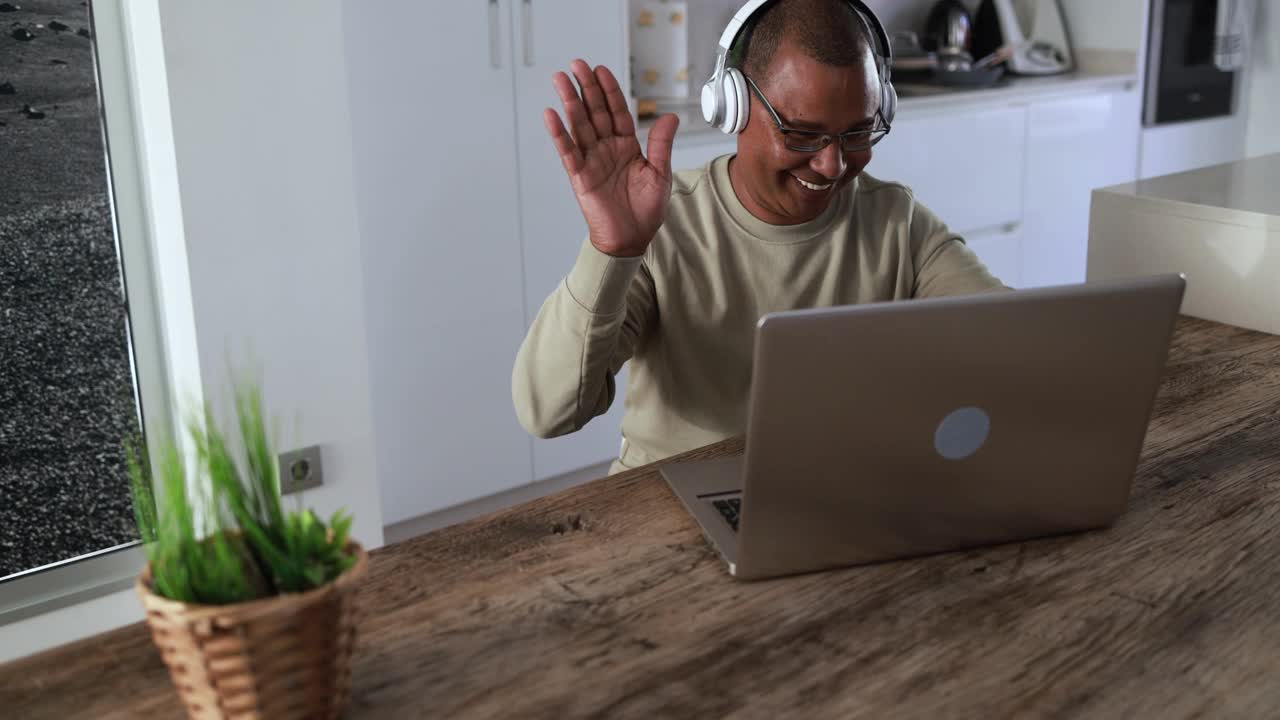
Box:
[512,154,1008,474]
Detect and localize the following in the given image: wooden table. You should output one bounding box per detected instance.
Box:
[5,317,1280,719]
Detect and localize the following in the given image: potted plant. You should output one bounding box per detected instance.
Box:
[128,380,367,720]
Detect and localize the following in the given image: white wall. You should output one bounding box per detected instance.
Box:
[0,589,141,665]
[1245,0,1280,158]
[863,0,962,38]
[156,0,384,551]
[1059,0,1146,54]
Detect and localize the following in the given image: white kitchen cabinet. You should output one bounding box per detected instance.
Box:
[1021,89,1141,288]
[669,136,737,174]
[657,86,1140,292]
[1138,115,1248,180]
[663,117,1029,288]
[964,222,1023,288]
[346,0,536,524]
[513,0,632,481]
[868,105,1028,236]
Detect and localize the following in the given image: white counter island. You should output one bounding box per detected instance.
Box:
[1088,153,1280,335]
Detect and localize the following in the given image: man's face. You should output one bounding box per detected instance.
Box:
[732,40,881,225]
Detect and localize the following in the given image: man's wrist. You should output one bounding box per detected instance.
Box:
[589,235,648,259]
[566,240,643,314]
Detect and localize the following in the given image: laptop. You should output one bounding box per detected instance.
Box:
[660,274,1186,580]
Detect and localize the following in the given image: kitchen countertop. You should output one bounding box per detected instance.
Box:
[642,55,1138,148]
[1087,153,1280,336]
[6,317,1280,718]
[1094,152,1280,227]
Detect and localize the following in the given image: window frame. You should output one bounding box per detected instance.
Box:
[0,0,186,627]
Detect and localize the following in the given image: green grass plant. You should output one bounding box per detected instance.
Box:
[128,380,356,605]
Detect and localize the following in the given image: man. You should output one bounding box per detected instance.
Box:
[513,0,1007,474]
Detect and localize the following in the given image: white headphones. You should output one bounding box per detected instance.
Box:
[700,0,897,135]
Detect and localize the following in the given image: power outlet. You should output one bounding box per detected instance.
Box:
[279,445,324,495]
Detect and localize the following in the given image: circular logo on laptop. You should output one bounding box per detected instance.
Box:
[934,406,991,460]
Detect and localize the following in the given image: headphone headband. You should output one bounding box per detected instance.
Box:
[715,0,894,66]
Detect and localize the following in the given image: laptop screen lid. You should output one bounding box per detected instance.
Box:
[731,274,1186,580]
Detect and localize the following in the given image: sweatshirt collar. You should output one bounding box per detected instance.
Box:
[709,154,853,244]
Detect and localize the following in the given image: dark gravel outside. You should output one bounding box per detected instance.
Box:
[1,0,141,579]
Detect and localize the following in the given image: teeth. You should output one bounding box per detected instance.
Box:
[795,176,832,191]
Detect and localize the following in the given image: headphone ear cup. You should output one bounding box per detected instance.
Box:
[720,79,735,133]
[718,69,740,134]
[881,80,897,126]
[726,68,750,134]
[722,69,742,134]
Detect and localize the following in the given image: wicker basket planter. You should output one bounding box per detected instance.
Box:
[136,542,369,720]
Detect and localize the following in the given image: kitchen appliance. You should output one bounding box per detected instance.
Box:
[889,29,1006,91]
[971,0,1073,76]
[1144,0,1255,126]
[924,0,973,56]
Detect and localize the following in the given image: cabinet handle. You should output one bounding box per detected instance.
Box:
[488,0,502,69]
[522,0,534,67]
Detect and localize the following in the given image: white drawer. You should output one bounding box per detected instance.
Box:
[964,222,1023,289]
[869,105,1028,235]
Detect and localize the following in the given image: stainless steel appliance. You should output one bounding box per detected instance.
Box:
[924,0,973,56]
[971,0,1074,76]
[1144,0,1255,126]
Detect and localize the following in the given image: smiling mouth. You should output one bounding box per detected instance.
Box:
[793,175,833,192]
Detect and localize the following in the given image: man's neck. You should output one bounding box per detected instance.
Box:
[726,155,827,227]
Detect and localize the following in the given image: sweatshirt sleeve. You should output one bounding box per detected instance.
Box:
[512,239,658,439]
[909,199,1012,298]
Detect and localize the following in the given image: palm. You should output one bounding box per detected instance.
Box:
[545,61,679,258]
[571,135,669,254]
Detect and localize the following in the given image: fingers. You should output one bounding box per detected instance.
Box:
[543,108,584,176]
[552,71,599,150]
[595,64,636,138]
[569,59,615,140]
[645,113,680,180]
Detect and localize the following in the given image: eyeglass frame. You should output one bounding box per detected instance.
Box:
[742,73,891,154]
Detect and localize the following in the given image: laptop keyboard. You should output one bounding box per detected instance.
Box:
[712,498,742,531]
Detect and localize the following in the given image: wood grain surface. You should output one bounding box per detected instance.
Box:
[4,317,1279,719]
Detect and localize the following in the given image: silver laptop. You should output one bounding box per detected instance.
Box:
[660,274,1186,580]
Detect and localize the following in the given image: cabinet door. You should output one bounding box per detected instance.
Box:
[1138,114,1248,180]
[345,0,533,524]
[669,137,738,175]
[869,105,1027,235]
[1022,90,1140,288]
[963,223,1022,288]
[513,0,631,480]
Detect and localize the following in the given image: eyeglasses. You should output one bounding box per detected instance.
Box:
[743,74,890,154]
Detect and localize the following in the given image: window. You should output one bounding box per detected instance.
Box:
[1,0,175,624]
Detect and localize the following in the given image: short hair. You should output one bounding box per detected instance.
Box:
[734,0,874,83]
